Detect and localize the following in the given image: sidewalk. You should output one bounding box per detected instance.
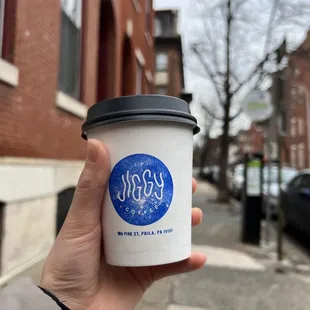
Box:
[4,180,310,309]
[137,180,310,310]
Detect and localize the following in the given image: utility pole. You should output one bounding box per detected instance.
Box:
[274,40,286,267]
[264,127,272,245]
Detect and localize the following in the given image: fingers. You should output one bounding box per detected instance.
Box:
[151,253,207,281]
[192,208,203,226]
[63,140,110,235]
[192,178,197,194]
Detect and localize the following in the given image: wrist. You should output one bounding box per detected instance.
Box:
[38,286,70,310]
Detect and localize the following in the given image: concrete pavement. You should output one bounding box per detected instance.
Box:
[4,180,310,309]
[137,180,310,310]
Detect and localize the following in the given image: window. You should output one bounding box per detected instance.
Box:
[156,53,168,71]
[291,87,297,104]
[0,0,4,57]
[155,18,162,36]
[156,86,167,95]
[300,175,310,188]
[136,61,143,95]
[298,118,304,136]
[58,0,82,99]
[290,118,296,138]
[298,143,305,169]
[145,0,152,35]
[290,144,297,167]
[289,175,303,190]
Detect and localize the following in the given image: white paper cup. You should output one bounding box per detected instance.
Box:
[82,95,200,266]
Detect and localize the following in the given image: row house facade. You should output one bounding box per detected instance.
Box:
[235,33,310,170]
[283,31,310,170]
[154,9,192,103]
[0,0,155,284]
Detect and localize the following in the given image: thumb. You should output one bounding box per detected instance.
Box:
[61,139,110,236]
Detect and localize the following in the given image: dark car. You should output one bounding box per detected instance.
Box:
[282,170,310,236]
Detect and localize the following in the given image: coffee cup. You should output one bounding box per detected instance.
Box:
[82,95,200,266]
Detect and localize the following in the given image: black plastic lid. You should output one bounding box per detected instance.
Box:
[81,95,200,139]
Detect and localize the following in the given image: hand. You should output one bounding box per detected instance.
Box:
[40,140,206,310]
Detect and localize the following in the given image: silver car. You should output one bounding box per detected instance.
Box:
[262,166,298,217]
[228,164,244,200]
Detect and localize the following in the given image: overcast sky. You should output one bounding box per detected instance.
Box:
[154,0,247,138]
[154,0,217,138]
[154,0,310,140]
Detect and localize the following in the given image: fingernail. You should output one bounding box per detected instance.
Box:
[87,140,99,163]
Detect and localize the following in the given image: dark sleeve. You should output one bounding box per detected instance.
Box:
[0,278,62,310]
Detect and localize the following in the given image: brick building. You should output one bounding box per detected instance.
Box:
[283,31,310,170]
[237,123,264,156]
[0,0,154,283]
[154,9,192,103]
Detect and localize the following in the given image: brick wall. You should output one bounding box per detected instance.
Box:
[283,54,310,169]
[0,0,86,160]
[0,0,155,160]
[120,0,155,95]
[168,49,182,97]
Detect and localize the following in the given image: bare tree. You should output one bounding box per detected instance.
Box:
[198,104,215,175]
[188,0,310,201]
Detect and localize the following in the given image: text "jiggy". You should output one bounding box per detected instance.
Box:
[116,169,164,202]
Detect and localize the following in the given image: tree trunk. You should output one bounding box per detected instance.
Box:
[199,133,210,174]
[218,104,230,202]
[217,0,232,202]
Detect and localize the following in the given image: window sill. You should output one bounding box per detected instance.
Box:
[132,0,142,13]
[145,70,153,83]
[145,32,153,47]
[56,91,87,119]
[0,58,19,87]
[135,49,146,66]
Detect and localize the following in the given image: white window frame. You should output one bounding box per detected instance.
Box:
[145,70,153,94]
[298,117,304,136]
[145,0,151,34]
[290,144,297,168]
[298,143,305,169]
[290,117,296,138]
[135,60,143,95]
[0,0,19,87]
[132,0,142,13]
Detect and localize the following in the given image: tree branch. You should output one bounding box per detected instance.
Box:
[229,107,243,121]
[201,102,223,121]
[192,44,225,105]
[232,50,272,95]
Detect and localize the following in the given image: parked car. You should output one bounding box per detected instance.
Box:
[198,166,214,183]
[193,167,200,178]
[228,164,244,200]
[282,170,310,236]
[212,166,220,184]
[262,166,298,218]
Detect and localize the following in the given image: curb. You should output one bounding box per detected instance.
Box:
[228,198,310,276]
[229,198,241,215]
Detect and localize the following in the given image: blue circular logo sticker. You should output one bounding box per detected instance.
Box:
[109,154,174,226]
